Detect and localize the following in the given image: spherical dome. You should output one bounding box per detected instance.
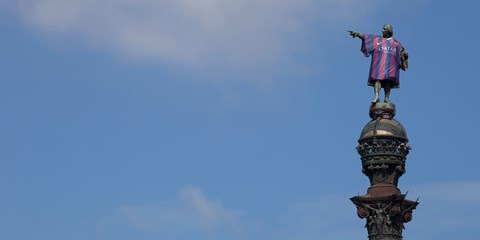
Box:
[359,118,408,140]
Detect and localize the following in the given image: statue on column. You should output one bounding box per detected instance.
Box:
[349,24,417,240]
[348,24,409,103]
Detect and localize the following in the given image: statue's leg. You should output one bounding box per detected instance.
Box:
[372,81,380,103]
[384,81,392,103]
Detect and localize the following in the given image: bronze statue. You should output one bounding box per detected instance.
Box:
[348,24,408,103]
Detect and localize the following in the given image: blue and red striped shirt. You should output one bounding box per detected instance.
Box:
[361,34,405,88]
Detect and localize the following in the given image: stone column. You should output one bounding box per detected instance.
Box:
[351,103,418,240]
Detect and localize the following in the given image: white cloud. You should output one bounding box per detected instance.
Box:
[177,186,240,230]
[99,188,364,240]
[8,0,373,74]
[100,186,241,239]
[96,181,479,240]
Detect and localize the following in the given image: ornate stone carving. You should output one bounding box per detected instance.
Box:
[352,195,418,240]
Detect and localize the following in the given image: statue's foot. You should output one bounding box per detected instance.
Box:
[371,98,380,104]
[384,99,390,103]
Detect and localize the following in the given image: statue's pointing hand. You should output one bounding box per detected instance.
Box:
[348,30,360,38]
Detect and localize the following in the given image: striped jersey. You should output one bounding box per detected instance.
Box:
[361,34,405,87]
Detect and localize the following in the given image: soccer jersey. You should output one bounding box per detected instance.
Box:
[361,34,404,88]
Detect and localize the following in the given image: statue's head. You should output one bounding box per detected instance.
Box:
[382,24,393,38]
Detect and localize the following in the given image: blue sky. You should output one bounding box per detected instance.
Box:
[1,0,480,239]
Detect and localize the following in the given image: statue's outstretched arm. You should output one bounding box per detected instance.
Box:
[347,30,364,40]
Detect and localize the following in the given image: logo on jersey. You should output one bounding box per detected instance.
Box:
[378,46,397,54]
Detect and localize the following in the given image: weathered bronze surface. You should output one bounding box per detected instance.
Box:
[351,103,418,239]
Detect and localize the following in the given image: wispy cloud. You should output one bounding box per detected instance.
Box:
[99,188,364,240]
[8,0,373,74]
[102,186,241,239]
[97,181,479,239]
